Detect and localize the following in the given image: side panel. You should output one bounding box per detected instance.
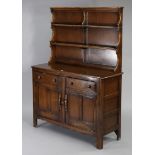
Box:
[102,76,122,135]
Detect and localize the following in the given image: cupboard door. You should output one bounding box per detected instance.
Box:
[37,84,62,122]
[65,93,96,133]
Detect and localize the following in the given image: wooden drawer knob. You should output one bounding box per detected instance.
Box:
[70,82,74,85]
[38,75,41,79]
[88,85,92,88]
[53,78,57,83]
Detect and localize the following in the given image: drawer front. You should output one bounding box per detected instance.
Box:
[66,78,96,97]
[33,71,61,89]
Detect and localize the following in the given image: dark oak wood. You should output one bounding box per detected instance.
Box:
[49,7,122,71]
[50,41,117,50]
[32,7,123,149]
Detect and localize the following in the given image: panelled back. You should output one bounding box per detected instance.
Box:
[54,46,84,64]
[50,8,122,72]
[87,10,120,26]
[52,27,85,44]
[52,9,83,24]
[85,48,117,67]
[88,28,119,46]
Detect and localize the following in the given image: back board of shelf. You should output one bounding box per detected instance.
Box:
[49,7,123,72]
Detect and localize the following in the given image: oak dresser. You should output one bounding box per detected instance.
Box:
[32,7,123,149]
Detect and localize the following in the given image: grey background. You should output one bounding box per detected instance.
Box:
[22,0,132,155]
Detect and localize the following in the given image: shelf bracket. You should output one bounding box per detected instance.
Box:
[82,11,86,25]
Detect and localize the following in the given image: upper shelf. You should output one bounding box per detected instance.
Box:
[51,9,122,27]
[51,23,121,29]
[50,42,117,50]
[50,8,123,71]
[51,7,123,11]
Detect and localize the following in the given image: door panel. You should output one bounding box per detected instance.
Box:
[66,93,96,132]
[68,95,82,120]
[37,84,62,122]
[49,90,60,121]
[38,85,49,111]
[82,98,95,123]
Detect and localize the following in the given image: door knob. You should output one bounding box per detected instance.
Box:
[88,85,92,88]
[53,78,57,83]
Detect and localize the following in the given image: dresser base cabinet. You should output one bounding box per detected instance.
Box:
[32,63,122,149]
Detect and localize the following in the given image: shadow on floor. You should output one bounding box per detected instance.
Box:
[36,120,117,147]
